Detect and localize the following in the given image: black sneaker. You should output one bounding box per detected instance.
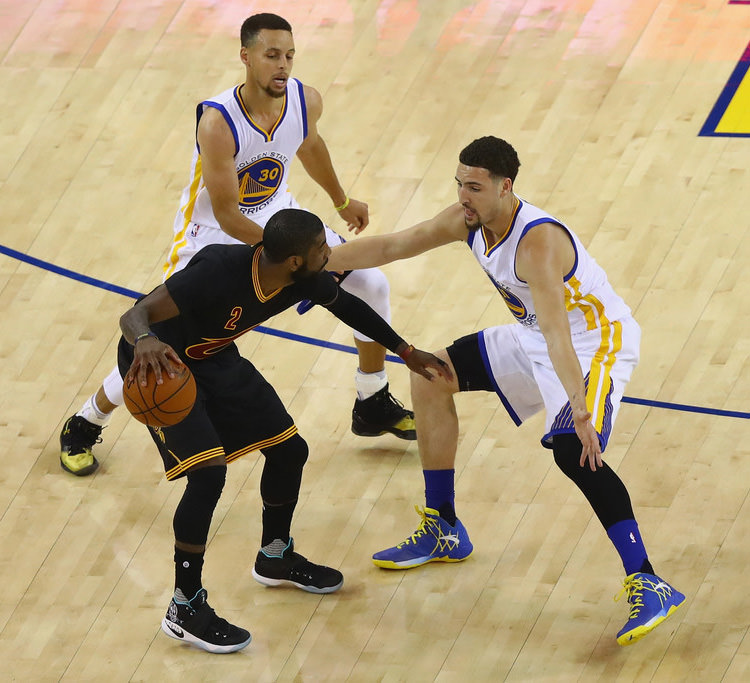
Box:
[161,588,251,654]
[59,415,102,476]
[351,383,416,440]
[252,539,343,594]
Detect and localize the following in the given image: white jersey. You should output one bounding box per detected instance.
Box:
[164,79,308,278]
[466,197,639,450]
[466,197,632,336]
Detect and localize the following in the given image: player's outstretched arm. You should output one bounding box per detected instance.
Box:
[120,285,183,387]
[326,204,466,272]
[321,285,452,382]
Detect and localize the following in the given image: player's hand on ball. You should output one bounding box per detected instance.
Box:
[129,337,184,387]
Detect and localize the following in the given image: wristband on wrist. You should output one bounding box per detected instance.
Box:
[134,331,158,345]
[398,344,415,361]
[334,196,350,212]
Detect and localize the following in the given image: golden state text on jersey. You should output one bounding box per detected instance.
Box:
[237,151,289,214]
[173,78,308,233]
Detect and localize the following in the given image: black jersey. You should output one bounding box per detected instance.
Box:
[154,243,404,362]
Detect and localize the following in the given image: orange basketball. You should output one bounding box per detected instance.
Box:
[123,364,197,427]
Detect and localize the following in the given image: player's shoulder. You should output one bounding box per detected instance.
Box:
[437,202,466,222]
[430,203,469,238]
[301,271,338,304]
[300,83,323,119]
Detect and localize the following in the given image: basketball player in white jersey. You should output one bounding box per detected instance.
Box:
[60,13,414,476]
[326,136,685,646]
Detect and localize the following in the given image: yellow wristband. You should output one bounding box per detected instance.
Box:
[334,196,350,212]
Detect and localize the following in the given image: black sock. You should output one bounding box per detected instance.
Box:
[174,547,204,599]
[261,500,296,547]
[438,502,457,526]
[640,558,655,575]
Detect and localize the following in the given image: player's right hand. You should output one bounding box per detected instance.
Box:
[338,197,369,234]
[403,349,454,382]
[128,337,183,387]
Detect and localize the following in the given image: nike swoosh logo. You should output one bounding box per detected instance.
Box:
[439,534,460,544]
[165,621,184,638]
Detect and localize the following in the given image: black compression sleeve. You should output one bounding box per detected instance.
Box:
[323,287,404,352]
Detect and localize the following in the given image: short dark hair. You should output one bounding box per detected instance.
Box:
[458,136,521,182]
[240,13,292,47]
[263,209,324,263]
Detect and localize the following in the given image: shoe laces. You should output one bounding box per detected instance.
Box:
[396,506,436,548]
[615,575,645,620]
[615,574,673,620]
[371,386,410,418]
[383,390,405,410]
[65,416,104,450]
[206,609,237,638]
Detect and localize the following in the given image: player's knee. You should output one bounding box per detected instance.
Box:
[185,464,226,506]
[366,267,390,304]
[410,353,452,394]
[349,267,390,308]
[264,434,309,472]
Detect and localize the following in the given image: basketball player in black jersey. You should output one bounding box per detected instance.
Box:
[118,208,451,653]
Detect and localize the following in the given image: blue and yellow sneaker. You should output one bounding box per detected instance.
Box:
[615,572,685,645]
[372,505,473,569]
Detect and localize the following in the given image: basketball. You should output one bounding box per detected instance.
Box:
[123,364,197,427]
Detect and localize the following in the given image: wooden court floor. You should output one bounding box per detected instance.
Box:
[1,0,750,680]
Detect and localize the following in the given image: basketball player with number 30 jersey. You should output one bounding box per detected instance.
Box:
[59,13,414,478]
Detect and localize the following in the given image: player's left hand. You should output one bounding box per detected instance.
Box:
[574,410,602,470]
[338,197,369,234]
[403,348,454,382]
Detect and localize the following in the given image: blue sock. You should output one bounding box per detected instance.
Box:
[606,519,649,576]
[423,469,455,516]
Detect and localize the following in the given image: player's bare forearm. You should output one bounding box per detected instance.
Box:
[545,337,602,470]
[213,206,264,245]
[119,285,179,343]
[297,136,345,205]
[120,290,182,386]
[120,304,156,346]
[327,235,393,271]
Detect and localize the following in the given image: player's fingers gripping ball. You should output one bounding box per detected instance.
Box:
[123,364,197,427]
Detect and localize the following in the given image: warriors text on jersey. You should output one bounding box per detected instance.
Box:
[466,197,632,335]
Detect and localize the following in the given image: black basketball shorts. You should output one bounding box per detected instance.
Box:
[118,339,297,480]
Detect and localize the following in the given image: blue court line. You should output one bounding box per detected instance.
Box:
[0,243,144,299]
[2,242,748,420]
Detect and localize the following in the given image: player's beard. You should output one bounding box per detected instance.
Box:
[291,258,327,282]
[291,265,314,282]
[264,84,286,98]
[464,215,482,232]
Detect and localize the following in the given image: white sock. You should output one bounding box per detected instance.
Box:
[77,394,112,427]
[355,369,387,400]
